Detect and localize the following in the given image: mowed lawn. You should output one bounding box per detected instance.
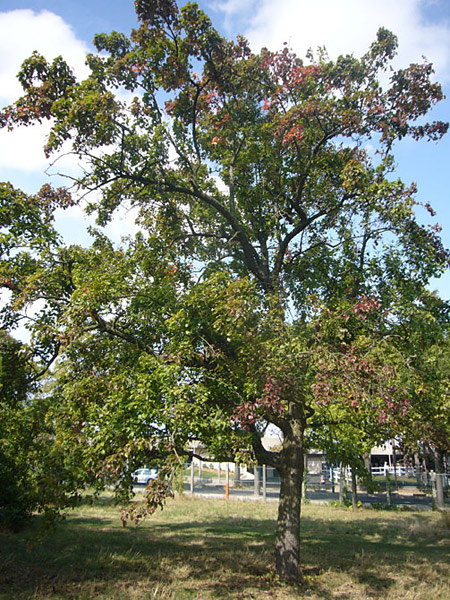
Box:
[1,494,449,599]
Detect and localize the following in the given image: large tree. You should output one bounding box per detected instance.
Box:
[1,0,448,582]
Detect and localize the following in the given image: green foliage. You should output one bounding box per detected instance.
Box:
[0,0,448,580]
[0,332,79,530]
[0,331,32,528]
[391,293,450,459]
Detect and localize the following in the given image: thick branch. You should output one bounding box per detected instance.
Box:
[91,310,150,352]
[126,170,272,289]
[250,427,284,469]
[31,341,61,381]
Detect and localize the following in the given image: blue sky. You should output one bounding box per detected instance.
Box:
[1,0,449,298]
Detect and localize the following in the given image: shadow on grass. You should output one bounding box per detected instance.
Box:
[0,503,448,599]
[76,493,121,507]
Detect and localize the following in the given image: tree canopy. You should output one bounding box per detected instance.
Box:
[0,0,448,582]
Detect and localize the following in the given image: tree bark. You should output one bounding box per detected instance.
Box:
[433,446,445,510]
[302,453,307,501]
[250,404,306,583]
[339,462,345,505]
[275,426,304,584]
[351,468,358,511]
[276,462,303,583]
[234,464,241,486]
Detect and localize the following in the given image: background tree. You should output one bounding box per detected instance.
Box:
[0,183,81,530]
[306,295,407,507]
[0,331,33,529]
[1,0,448,582]
[0,331,79,530]
[392,292,450,509]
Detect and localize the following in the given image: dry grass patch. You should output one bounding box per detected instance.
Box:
[0,495,448,599]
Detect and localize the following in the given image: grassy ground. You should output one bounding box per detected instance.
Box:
[1,494,449,599]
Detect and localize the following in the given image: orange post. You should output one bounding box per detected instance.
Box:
[225,482,229,500]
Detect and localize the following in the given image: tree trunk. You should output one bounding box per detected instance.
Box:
[351,468,358,511]
[302,453,307,501]
[392,439,398,489]
[276,461,304,583]
[251,403,306,583]
[274,424,305,584]
[339,462,345,505]
[234,463,240,486]
[433,446,445,510]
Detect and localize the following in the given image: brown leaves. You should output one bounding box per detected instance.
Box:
[232,376,287,429]
[120,477,174,527]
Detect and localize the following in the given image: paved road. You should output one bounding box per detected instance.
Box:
[177,482,441,510]
[132,480,445,510]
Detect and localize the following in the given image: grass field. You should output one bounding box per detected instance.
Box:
[1,494,449,599]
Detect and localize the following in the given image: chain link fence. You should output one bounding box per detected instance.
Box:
[184,459,449,508]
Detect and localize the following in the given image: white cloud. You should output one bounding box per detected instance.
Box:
[50,191,142,248]
[208,0,259,33]
[0,123,52,173]
[0,9,90,179]
[0,9,101,246]
[0,10,144,244]
[0,9,90,105]
[216,0,450,82]
[103,203,143,245]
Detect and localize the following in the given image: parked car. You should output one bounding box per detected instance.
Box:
[132,468,158,485]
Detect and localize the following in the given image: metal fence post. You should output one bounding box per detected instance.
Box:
[254,465,260,497]
[225,463,230,500]
[431,471,437,507]
[263,464,267,502]
[302,454,307,502]
[386,470,392,506]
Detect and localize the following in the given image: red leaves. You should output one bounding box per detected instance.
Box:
[0,276,14,290]
[164,99,176,115]
[289,64,321,88]
[424,203,436,217]
[350,295,381,320]
[135,0,178,26]
[144,477,174,511]
[37,183,74,209]
[0,99,44,129]
[203,89,220,108]
[165,263,178,279]
[211,135,228,147]
[312,348,397,420]
[311,296,403,425]
[391,114,407,126]
[213,113,229,130]
[374,396,410,426]
[262,48,321,93]
[282,123,303,145]
[411,120,449,142]
[232,376,287,429]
